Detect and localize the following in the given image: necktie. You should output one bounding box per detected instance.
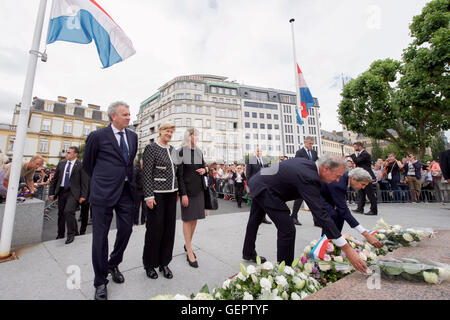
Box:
[64,161,71,188]
[308,150,312,160]
[118,132,129,163]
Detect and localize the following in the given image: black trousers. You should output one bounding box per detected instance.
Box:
[79,200,91,234]
[57,188,79,238]
[235,183,245,206]
[291,197,304,220]
[357,183,377,213]
[243,190,296,265]
[91,182,134,287]
[142,192,177,269]
[134,192,147,225]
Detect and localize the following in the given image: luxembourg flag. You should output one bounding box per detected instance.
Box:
[47,0,136,68]
[310,235,330,260]
[297,64,315,121]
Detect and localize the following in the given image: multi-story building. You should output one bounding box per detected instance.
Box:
[0,96,109,165]
[136,74,323,163]
[321,129,353,157]
[136,75,242,163]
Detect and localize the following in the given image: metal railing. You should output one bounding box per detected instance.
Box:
[346,189,450,204]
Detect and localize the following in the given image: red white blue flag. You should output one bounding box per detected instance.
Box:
[47,0,136,68]
[310,235,330,260]
[295,64,315,125]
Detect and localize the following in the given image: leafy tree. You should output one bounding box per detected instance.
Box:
[431,134,447,160]
[380,143,408,161]
[338,0,449,161]
[371,139,383,161]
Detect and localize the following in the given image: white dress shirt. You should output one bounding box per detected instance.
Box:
[60,159,76,187]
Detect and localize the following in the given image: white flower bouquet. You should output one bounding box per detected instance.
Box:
[368,257,450,284]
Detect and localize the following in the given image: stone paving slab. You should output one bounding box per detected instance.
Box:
[0,203,449,300]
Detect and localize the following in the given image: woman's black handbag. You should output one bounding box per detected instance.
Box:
[204,176,218,210]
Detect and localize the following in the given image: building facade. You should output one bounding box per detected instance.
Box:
[0,96,109,165]
[321,129,354,157]
[136,74,323,163]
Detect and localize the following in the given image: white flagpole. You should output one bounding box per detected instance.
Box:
[289,18,304,148]
[0,0,48,258]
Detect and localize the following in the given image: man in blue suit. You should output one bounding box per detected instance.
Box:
[242,155,369,274]
[320,168,382,248]
[83,101,138,300]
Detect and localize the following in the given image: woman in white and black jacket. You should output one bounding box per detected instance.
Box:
[142,122,182,280]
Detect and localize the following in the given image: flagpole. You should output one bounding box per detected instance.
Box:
[289,18,304,148]
[0,0,48,258]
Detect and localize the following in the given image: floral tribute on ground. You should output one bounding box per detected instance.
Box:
[151,219,449,300]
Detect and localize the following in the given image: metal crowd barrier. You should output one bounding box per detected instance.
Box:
[215,179,236,200]
[34,185,56,221]
[346,189,450,204]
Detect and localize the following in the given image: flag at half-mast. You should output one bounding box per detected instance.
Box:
[47,0,136,68]
[296,64,315,123]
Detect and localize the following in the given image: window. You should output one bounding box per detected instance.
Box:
[85,109,92,118]
[39,139,48,153]
[195,119,202,128]
[64,122,72,134]
[218,88,224,94]
[216,121,226,130]
[62,141,70,153]
[232,99,237,104]
[7,136,15,152]
[212,97,217,102]
[268,134,272,140]
[226,99,230,104]
[42,119,51,132]
[246,144,251,150]
[260,134,265,140]
[66,106,74,115]
[185,93,191,100]
[267,124,273,130]
[274,114,279,120]
[225,88,230,95]
[219,98,224,103]
[267,114,272,119]
[176,93,184,99]
[186,105,191,113]
[174,119,182,127]
[245,133,250,139]
[195,94,202,101]
[245,122,250,128]
[211,87,217,93]
[260,123,265,129]
[195,106,202,114]
[275,135,280,140]
[252,112,257,118]
[83,125,91,136]
[260,113,264,119]
[231,89,237,96]
[205,119,211,128]
[175,105,182,113]
[45,103,52,112]
[252,123,257,129]
[253,134,258,139]
[274,124,279,130]
[228,122,234,130]
[205,107,211,114]
[244,111,250,117]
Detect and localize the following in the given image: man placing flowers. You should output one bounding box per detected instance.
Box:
[320,167,383,248]
[242,154,370,274]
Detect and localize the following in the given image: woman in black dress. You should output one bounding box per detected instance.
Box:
[177,128,206,268]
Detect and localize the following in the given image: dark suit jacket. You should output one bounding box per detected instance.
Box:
[49,159,89,201]
[295,147,319,162]
[82,125,138,206]
[320,172,359,230]
[248,158,342,239]
[440,149,450,180]
[246,156,269,182]
[350,150,375,179]
[177,147,206,197]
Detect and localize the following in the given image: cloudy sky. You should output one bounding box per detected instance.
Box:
[2,0,444,138]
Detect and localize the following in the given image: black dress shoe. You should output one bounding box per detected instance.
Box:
[292,218,302,226]
[159,266,173,279]
[108,267,125,283]
[262,218,272,224]
[94,284,107,300]
[56,235,64,240]
[364,211,378,215]
[79,231,85,235]
[243,255,267,264]
[65,235,74,244]
[187,254,199,268]
[146,267,158,279]
[352,209,364,214]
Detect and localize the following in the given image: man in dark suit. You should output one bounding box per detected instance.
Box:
[242,155,369,274]
[291,136,319,225]
[83,101,138,301]
[440,149,450,183]
[49,146,88,244]
[320,168,382,248]
[246,146,272,224]
[349,142,377,215]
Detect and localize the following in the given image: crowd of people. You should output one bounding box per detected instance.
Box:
[1,100,449,301]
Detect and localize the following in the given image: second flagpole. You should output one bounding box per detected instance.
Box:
[289,18,304,148]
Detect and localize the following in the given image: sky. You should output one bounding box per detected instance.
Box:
[2,0,446,139]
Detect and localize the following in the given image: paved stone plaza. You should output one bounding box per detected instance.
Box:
[0,202,449,300]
